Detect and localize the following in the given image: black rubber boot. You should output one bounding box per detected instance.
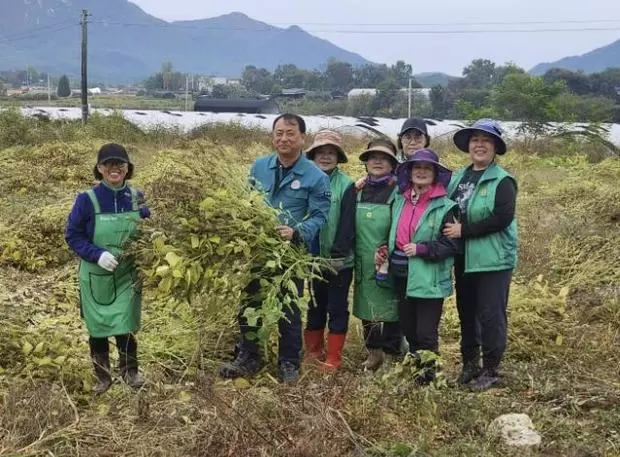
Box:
[469,368,499,391]
[219,349,262,379]
[119,349,145,388]
[91,351,112,395]
[457,358,482,385]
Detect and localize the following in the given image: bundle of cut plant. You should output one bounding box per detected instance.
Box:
[130,141,326,356]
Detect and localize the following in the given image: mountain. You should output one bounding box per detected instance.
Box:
[413,72,457,87]
[530,38,620,75]
[0,0,371,83]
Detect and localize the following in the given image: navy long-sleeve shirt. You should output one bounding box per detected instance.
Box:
[65,182,150,264]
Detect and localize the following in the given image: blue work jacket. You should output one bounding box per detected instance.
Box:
[249,153,331,248]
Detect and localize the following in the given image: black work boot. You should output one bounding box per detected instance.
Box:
[457,359,482,385]
[469,368,499,391]
[278,361,299,383]
[91,351,112,395]
[119,349,145,388]
[219,349,262,379]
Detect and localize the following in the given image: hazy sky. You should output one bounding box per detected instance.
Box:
[130,0,620,75]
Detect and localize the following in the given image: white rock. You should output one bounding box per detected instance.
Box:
[489,413,542,447]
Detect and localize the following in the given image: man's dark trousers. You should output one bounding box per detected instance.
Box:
[237,275,304,368]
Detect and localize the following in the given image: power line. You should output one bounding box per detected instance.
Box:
[91,21,620,35]
[263,19,620,27]
[0,22,78,44]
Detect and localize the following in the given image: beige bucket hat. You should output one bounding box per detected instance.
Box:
[306,129,348,163]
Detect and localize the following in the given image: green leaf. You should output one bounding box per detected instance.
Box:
[22,341,34,355]
[190,235,200,249]
[209,235,221,244]
[234,378,251,389]
[165,252,182,267]
[155,265,170,277]
[36,356,53,366]
[265,260,276,269]
[53,355,67,365]
[33,342,45,354]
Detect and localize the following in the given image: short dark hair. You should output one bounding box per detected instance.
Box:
[367,137,397,154]
[272,113,306,134]
[93,163,134,181]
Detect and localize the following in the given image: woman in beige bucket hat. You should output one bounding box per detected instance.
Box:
[353,138,403,371]
[304,130,356,372]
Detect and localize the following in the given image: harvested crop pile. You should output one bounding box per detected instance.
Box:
[131,142,323,357]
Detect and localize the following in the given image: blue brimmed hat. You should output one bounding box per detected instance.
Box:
[395,148,452,190]
[453,119,507,155]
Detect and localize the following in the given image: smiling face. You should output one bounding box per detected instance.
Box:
[97,159,128,187]
[272,118,305,158]
[468,132,497,169]
[313,145,339,173]
[401,129,427,157]
[410,162,436,189]
[366,152,393,178]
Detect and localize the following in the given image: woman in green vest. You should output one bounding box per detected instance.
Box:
[65,144,150,394]
[304,130,356,371]
[443,119,518,391]
[354,138,401,371]
[386,148,461,385]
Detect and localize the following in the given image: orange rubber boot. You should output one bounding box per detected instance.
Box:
[303,329,325,362]
[321,333,346,372]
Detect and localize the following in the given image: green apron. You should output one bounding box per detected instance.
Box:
[353,189,399,322]
[79,187,142,338]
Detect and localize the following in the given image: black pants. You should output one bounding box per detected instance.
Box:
[306,267,353,334]
[362,320,402,354]
[89,333,136,355]
[237,275,304,368]
[394,277,443,354]
[455,256,512,371]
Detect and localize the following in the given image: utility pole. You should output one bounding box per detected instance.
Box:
[185,74,189,111]
[408,75,412,118]
[47,73,51,103]
[80,9,90,124]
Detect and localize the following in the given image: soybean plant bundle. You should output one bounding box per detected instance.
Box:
[132,143,324,346]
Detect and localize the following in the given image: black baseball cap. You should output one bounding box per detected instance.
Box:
[398,117,429,138]
[97,143,131,164]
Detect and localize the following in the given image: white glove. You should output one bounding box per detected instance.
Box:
[97,251,118,272]
[329,257,346,272]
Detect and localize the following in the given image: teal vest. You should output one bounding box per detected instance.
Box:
[388,193,457,298]
[319,168,354,268]
[448,162,518,273]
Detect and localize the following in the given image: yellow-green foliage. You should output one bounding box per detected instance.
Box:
[0,116,618,457]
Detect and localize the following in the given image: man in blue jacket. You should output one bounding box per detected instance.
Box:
[220,113,331,383]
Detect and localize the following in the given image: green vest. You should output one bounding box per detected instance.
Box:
[448,162,518,273]
[78,186,142,337]
[353,186,399,322]
[388,193,457,299]
[319,168,354,268]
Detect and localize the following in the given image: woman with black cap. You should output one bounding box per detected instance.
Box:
[396,116,431,161]
[442,119,518,391]
[303,129,356,372]
[65,143,150,394]
[353,138,401,371]
[386,148,461,385]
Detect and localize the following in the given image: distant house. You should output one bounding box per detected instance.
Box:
[278,88,307,99]
[194,97,280,114]
[348,87,432,100]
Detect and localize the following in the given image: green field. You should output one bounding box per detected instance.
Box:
[0,112,619,457]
